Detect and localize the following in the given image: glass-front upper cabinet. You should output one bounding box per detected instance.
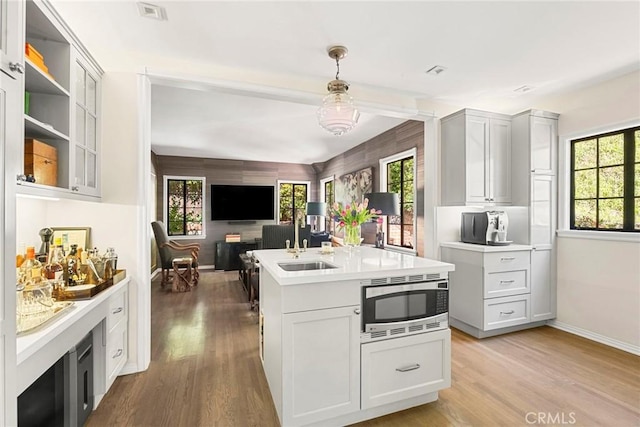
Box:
[72,49,100,197]
[0,0,24,80]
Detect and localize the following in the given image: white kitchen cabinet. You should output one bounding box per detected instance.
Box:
[441,109,512,206]
[441,243,535,338]
[512,110,559,321]
[282,305,360,426]
[105,285,128,390]
[361,329,450,410]
[531,248,555,321]
[17,0,102,200]
[1,0,24,424]
[71,48,101,196]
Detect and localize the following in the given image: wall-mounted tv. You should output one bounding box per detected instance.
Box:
[210,185,275,221]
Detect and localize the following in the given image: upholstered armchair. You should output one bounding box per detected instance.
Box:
[151,221,200,288]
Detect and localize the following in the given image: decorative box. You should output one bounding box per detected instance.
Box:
[24,138,57,186]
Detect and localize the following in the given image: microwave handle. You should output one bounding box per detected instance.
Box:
[471,215,476,238]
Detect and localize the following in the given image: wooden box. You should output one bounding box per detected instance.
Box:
[24,139,57,186]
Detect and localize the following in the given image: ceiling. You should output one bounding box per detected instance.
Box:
[51,1,640,164]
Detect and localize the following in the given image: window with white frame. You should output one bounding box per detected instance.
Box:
[278,180,310,224]
[570,126,639,231]
[320,176,334,232]
[380,148,417,250]
[163,176,205,237]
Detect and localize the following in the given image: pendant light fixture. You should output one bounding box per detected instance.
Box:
[317,45,360,136]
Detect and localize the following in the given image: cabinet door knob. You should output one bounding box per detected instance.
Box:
[72,186,79,191]
[354,308,361,315]
[9,62,24,74]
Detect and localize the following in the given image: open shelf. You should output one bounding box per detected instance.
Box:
[25,58,69,97]
[24,114,69,141]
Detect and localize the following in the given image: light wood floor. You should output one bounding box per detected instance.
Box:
[86,271,640,427]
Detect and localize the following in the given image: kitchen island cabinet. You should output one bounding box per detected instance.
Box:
[254,246,454,426]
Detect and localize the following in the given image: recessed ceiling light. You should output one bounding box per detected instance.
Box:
[137,2,167,21]
[514,85,535,93]
[425,65,447,76]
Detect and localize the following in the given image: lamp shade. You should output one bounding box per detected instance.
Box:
[364,192,400,216]
[306,202,327,216]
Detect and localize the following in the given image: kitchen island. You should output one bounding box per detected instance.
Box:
[253,246,454,427]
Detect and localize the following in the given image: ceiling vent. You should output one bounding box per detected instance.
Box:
[514,85,535,94]
[425,65,447,76]
[137,2,167,21]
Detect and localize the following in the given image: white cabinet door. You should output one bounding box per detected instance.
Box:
[282,305,360,426]
[465,115,489,204]
[0,0,23,80]
[489,118,512,204]
[361,330,451,409]
[71,49,100,197]
[531,175,556,249]
[531,116,557,175]
[0,1,22,423]
[531,248,555,321]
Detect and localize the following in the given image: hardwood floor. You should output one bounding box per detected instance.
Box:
[87,271,640,427]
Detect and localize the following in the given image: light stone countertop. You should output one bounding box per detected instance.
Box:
[253,246,454,286]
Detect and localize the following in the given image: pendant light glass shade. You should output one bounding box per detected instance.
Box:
[317,46,360,136]
[317,90,360,136]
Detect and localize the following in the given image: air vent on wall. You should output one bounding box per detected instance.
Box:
[389,276,405,284]
[137,2,167,20]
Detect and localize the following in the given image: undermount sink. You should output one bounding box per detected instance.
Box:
[277,261,338,272]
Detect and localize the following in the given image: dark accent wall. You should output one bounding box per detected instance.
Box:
[153,155,316,266]
[313,120,425,256]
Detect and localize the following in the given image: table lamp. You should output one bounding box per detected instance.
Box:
[364,192,400,249]
[306,202,327,232]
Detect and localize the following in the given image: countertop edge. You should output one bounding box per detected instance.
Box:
[440,242,533,252]
[17,276,131,364]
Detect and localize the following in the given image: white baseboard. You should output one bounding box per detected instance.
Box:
[547,320,640,355]
[150,268,161,279]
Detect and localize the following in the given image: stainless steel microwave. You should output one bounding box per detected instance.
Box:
[361,279,448,341]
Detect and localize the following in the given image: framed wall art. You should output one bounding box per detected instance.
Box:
[335,167,373,206]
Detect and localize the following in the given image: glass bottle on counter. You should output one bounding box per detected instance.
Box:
[66,244,79,285]
[16,243,26,268]
[20,246,43,286]
[45,239,66,281]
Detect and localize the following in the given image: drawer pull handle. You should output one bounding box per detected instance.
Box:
[112,307,123,314]
[500,280,515,284]
[500,310,515,315]
[113,349,123,358]
[44,159,52,164]
[396,364,420,373]
[500,257,516,261]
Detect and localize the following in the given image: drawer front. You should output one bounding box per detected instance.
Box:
[107,290,127,332]
[484,295,530,331]
[361,329,451,409]
[106,325,127,387]
[483,250,530,272]
[484,269,529,299]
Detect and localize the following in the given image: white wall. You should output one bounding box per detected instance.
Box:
[541,70,640,352]
[556,238,639,350]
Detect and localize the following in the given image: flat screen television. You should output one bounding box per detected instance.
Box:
[210,185,275,221]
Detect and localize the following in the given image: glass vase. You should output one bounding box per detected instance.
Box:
[343,224,362,247]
